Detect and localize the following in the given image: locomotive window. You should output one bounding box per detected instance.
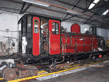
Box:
[34,19,39,33]
[27,16,31,28]
[52,22,59,35]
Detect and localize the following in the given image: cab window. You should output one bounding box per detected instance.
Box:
[52,22,59,35]
[34,19,39,33]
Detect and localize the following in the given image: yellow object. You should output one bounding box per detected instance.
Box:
[38,70,46,73]
[107,45,109,47]
[0,78,3,80]
[106,40,109,47]
[106,40,109,44]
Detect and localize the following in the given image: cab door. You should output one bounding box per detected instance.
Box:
[49,19,60,55]
[33,17,40,56]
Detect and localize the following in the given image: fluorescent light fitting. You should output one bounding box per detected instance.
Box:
[67,10,80,15]
[103,10,109,15]
[88,0,100,10]
[22,0,50,7]
[88,3,95,9]
[93,0,100,4]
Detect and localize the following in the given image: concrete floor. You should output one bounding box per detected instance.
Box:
[26,63,109,82]
[1,62,109,82]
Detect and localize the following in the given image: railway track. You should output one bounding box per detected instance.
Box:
[0,58,108,82]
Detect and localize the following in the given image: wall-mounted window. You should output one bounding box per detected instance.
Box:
[34,19,39,33]
[52,22,59,35]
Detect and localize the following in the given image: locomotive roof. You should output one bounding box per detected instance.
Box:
[18,13,61,24]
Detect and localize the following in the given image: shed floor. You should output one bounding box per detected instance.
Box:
[1,61,109,82]
[26,62,109,82]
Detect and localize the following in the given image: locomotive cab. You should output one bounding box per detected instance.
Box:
[18,14,61,56]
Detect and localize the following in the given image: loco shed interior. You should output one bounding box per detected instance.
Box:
[0,0,109,82]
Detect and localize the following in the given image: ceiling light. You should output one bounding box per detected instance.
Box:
[67,10,80,15]
[22,0,50,7]
[88,0,100,9]
[103,10,109,15]
[93,0,100,4]
[88,3,95,9]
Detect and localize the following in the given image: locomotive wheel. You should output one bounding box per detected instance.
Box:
[3,68,16,81]
[1,67,9,76]
[28,66,38,76]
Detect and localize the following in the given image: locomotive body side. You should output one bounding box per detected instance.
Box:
[61,33,98,54]
[17,14,109,66]
[61,23,98,55]
[18,15,103,57]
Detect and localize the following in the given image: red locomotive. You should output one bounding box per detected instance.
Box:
[18,14,99,56]
[17,14,107,71]
[0,14,108,80]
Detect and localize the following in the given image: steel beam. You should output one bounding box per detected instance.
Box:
[84,7,103,24]
[20,2,26,14]
[86,0,88,8]
[62,15,77,21]
[63,0,81,20]
[82,0,93,13]
[55,0,101,16]
[21,4,32,14]
[2,0,105,25]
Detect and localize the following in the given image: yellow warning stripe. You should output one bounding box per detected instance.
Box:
[0,78,3,80]
[4,60,105,82]
[38,70,46,73]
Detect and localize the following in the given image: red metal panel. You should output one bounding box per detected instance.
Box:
[92,36,98,50]
[89,35,98,51]
[75,35,84,53]
[33,17,40,56]
[83,36,91,52]
[71,24,80,33]
[61,33,98,54]
[61,34,75,54]
[49,19,60,55]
